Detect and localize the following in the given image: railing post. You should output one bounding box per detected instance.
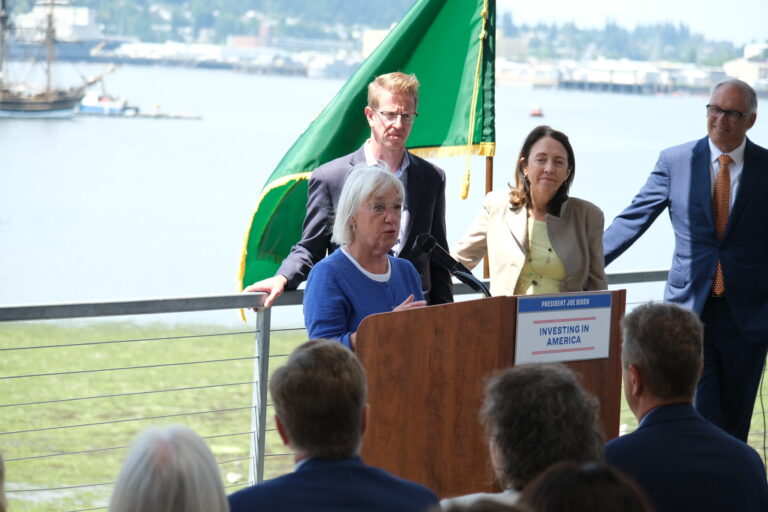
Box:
[248,305,271,485]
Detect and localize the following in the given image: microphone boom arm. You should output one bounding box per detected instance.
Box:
[453,270,492,298]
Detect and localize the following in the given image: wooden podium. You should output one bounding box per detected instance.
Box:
[356,290,625,498]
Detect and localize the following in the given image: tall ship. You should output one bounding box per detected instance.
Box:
[0,0,102,118]
[6,0,125,61]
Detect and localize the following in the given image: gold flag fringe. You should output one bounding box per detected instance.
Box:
[461,0,490,200]
[408,142,495,159]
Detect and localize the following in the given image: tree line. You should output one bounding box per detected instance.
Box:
[11,1,741,65]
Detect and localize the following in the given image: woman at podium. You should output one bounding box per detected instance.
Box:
[303,166,426,350]
[452,125,606,296]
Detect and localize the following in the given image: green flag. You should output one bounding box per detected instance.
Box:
[240,0,496,288]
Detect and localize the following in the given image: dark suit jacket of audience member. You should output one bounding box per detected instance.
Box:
[605,403,768,512]
[275,147,453,305]
[228,456,438,512]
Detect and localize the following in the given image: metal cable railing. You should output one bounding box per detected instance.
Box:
[0,271,765,512]
[1,293,268,512]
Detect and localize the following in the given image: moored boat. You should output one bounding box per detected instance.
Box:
[0,0,98,118]
[77,90,139,116]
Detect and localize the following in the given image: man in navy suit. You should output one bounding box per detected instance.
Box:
[245,72,452,307]
[605,302,768,512]
[228,339,438,512]
[604,79,768,441]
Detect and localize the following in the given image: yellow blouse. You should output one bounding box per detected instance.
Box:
[514,217,566,295]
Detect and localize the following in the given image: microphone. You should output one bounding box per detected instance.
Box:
[416,234,491,297]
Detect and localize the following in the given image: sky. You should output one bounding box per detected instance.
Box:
[498,0,767,47]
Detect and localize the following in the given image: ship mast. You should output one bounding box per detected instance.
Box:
[0,0,8,89]
[44,0,55,93]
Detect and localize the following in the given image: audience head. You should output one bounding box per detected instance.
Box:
[480,363,604,491]
[0,451,6,512]
[109,424,227,512]
[441,499,533,512]
[270,339,367,459]
[367,71,420,110]
[621,302,703,412]
[510,125,576,215]
[519,461,654,512]
[331,165,405,247]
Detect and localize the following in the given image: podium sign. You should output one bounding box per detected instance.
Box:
[515,292,613,364]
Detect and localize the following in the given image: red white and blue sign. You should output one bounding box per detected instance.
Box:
[515,292,612,364]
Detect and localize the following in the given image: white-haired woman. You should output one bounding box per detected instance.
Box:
[303,166,426,350]
[109,425,228,512]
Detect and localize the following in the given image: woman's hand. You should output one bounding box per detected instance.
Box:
[393,294,427,312]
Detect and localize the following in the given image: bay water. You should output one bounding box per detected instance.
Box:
[1,64,766,326]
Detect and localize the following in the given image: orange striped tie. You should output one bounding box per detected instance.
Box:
[712,154,732,296]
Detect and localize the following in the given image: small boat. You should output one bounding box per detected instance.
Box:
[0,0,105,118]
[529,103,544,117]
[77,90,139,116]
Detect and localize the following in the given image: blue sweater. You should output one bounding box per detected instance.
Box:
[303,250,424,348]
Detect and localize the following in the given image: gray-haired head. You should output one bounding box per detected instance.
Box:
[331,164,404,246]
[621,302,703,400]
[109,424,228,512]
[481,363,604,491]
[711,78,758,114]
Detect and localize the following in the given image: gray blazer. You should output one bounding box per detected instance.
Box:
[276,147,453,305]
[452,191,607,296]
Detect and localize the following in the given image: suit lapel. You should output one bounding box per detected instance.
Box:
[690,138,715,231]
[504,206,528,254]
[347,147,367,175]
[727,138,763,238]
[401,153,423,250]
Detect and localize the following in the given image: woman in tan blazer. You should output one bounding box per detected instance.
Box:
[452,126,606,297]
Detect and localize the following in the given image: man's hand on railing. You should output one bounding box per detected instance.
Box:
[243,275,288,308]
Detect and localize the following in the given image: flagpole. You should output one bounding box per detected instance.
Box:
[483,155,493,278]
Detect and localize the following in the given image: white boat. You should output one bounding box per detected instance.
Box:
[77,90,139,116]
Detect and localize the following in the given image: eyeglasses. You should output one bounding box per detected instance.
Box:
[706,104,751,121]
[368,201,403,215]
[374,110,418,125]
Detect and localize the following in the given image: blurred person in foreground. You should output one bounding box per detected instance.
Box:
[603,79,768,441]
[452,125,606,296]
[302,166,426,350]
[605,302,768,512]
[441,363,604,508]
[518,461,653,512]
[0,452,6,512]
[244,71,452,307]
[228,339,438,512]
[109,424,228,512]
[440,498,532,512]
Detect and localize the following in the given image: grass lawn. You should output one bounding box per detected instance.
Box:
[1,319,765,511]
[1,319,306,512]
